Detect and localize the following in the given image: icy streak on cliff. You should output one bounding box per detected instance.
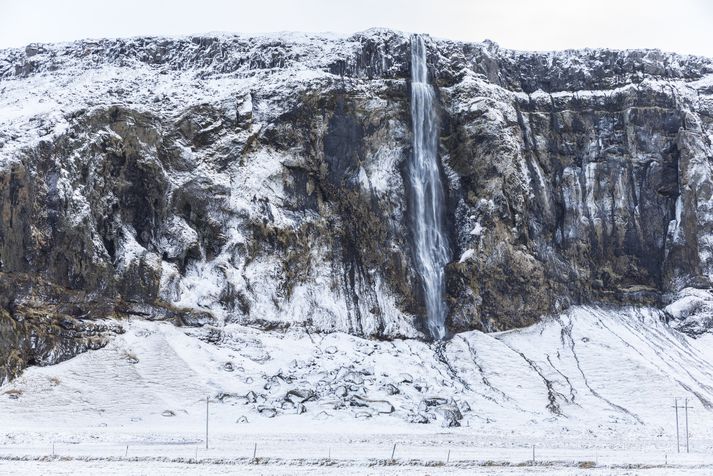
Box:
[408,34,449,340]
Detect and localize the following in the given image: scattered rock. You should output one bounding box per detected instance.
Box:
[384,383,400,395]
[285,388,315,404]
[419,397,449,411]
[350,395,394,414]
[437,404,463,421]
[398,373,413,384]
[343,372,364,385]
[438,408,462,428]
[314,411,332,420]
[333,385,348,398]
[273,371,294,384]
[25,44,46,57]
[215,392,237,403]
[296,403,307,415]
[257,406,277,418]
[182,312,218,328]
[435,405,463,428]
[408,413,430,424]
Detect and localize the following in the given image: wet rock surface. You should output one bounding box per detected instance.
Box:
[1,29,713,379]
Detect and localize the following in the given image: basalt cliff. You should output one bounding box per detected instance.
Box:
[2,29,713,382]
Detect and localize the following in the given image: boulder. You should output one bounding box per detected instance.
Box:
[343,372,365,385]
[333,385,348,398]
[419,397,449,412]
[408,413,430,424]
[398,373,414,384]
[285,388,316,404]
[350,395,394,414]
[257,406,277,418]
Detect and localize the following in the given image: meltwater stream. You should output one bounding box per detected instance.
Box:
[408,35,449,340]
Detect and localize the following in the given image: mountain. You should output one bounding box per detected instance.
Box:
[1,28,713,387]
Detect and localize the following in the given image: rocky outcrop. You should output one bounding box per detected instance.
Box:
[437,43,713,332]
[1,29,713,378]
[0,272,118,382]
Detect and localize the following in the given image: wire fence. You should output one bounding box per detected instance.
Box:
[1,439,710,470]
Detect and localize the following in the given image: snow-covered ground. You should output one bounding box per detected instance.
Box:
[2,306,713,474]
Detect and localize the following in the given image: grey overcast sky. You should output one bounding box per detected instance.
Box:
[0,0,711,56]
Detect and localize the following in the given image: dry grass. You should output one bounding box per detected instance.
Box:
[3,388,23,398]
[123,351,139,364]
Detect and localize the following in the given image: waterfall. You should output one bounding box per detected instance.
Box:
[408,34,449,340]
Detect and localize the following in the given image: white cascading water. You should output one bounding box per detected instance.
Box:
[408,34,450,340]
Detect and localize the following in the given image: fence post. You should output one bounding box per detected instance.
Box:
[205,396,209,450]
[685,398,690,453]
[532,444,535,465]
[674,397,680,453]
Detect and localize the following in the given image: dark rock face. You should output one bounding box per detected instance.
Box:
[0,272,121,382]
[437,44,713,332]
[1,29,713,379]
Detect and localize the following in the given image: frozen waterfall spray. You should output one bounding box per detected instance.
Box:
[408,35,449,340]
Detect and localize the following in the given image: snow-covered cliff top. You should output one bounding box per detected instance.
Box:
[2,28,711,86]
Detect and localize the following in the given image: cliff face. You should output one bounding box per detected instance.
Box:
[437,43,713,333]
[1,29,712,381]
